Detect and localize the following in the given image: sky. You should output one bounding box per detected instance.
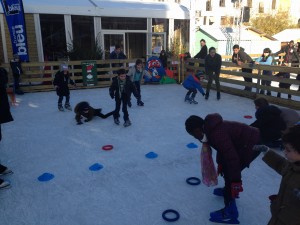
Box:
[0,84,298,225]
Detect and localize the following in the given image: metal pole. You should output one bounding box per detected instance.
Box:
[238,0,244,46]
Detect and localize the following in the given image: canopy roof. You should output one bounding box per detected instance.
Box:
[0,0,189,19]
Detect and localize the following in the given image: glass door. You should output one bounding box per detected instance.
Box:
[103,33,125,59]
[147,32,166,58]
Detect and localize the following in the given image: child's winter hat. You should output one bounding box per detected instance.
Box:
[60,63,69,71]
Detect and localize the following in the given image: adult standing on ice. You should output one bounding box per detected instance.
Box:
[0,64,14,189]
[204,47,222,100]
[185,113,261,224]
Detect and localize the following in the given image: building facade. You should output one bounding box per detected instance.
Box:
[0,0,190,63]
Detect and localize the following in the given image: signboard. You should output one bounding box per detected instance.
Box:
[81,61,97,86]
[0,0,29,62]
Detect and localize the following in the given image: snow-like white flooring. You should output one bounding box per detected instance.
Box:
[0,84,298,225]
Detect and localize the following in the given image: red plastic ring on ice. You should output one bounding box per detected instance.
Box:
[244,115,253,119]
[102,145,113,151]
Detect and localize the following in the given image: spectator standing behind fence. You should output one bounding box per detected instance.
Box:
[10,54,24,95]
[274,64,292,99]
[255,48,273,96]
[159,50,168,69]
[232,45,253,91]
[109,44,127,73]
[194,39,208,69]
[274,40,300,67]
[297,42,300,91]
[204,47,222,100]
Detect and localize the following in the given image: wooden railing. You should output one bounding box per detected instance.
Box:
[2,53,299,109]
[184,57,300,110]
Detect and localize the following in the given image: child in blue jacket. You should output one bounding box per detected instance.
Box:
[182,73,205,104]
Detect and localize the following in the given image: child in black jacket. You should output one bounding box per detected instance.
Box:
[74,101,114,125]
[53,64,76,111]
[109,69,138,127]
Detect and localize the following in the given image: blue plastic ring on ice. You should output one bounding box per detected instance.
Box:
[162,209,180,222]
[186,177,201,185]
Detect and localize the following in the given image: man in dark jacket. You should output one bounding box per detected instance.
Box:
[274,40,300,66]
[232,45,253,91]
[109,44,127,73]
[109,69,138,127]
[0,65,14,189]
[194,39,208,70]
[10,54,24,95]
[74,101,114,125]
[204,47,222,100]
[185,113,261,224]
[251,98,287,147]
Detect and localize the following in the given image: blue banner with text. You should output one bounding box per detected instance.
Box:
[1,0,29,62]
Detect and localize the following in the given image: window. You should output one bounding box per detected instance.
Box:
[40,14,66,61]
[71,16,95,56]
[247,0,252,8]
[101,17,147,30]
[259,2,264,13]
[219,0,225,7]
[206,0,212,11]
[272,0,276,10]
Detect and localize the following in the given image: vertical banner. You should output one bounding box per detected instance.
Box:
[1,0,29,62]
[81,61,98,86]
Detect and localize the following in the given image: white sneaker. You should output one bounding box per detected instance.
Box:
[0,168,13,176]
[0,180,11,190]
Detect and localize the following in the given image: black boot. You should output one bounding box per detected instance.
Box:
[288,94,292,100]
[259,90,264,95]
[267,91,271,96]
[205,92,209,100]
[217,92,221,100]
[277,93,281,98]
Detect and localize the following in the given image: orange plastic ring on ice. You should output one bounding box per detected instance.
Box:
[102,145,113,151]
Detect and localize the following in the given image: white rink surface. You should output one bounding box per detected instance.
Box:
[1,84,297,225]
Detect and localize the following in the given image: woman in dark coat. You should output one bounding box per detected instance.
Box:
[0,66,14,189]
[185,113,261,224]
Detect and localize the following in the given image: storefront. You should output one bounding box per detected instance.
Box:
[0,0,190,63]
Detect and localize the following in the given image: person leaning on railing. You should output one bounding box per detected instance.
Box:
[255,48,273,96]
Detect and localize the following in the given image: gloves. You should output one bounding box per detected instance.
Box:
[110,94,114,99]
[217,164,224,177]
[294,188,300,200]
[253,145,269,153]
[77,121,83,125]
[231,182,243,198]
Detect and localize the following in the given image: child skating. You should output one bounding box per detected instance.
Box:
[253,124,300,225]
[182,72,205,104]
[74,101,114,125]
[109,69,138,127]
[53,64,76,111]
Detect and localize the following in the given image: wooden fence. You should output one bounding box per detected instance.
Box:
[1,54,300,110]
[184,57,300,110]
